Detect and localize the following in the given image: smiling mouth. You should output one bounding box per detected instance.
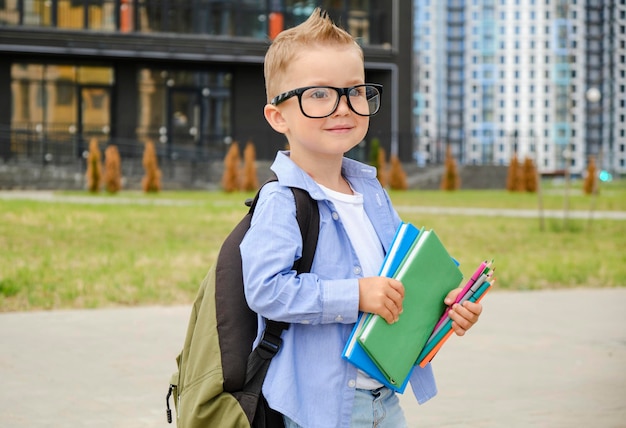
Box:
[327,125,353,132]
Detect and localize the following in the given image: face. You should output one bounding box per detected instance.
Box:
[264,45,370,161]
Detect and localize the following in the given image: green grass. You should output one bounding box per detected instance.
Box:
[1,178,625,311]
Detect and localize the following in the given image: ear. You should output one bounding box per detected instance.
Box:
[264,104,288,134]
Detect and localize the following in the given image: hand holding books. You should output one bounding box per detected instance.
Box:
[342,223,494,391]
[417,261,494,367]
[357,276,404,325]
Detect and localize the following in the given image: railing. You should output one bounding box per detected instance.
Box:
[0,125,230,165]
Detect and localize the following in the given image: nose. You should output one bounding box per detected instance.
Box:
[333,94,351,116]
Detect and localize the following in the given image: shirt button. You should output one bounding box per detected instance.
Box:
[353,266,362,275]
[335,315,344,322]
[348,379,356,388]
[332,212,339,220]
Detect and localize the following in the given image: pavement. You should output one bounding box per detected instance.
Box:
[1,288,625,428]
[2,190,626,220]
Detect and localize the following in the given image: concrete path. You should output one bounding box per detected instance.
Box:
[1,288,625,427]
[2,190,626,220]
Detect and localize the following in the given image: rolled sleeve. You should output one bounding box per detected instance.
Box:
[321,278,360,324]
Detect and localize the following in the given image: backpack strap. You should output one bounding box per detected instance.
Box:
[241,176,319,425]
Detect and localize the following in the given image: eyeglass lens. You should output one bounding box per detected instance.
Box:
[300,85,381,118]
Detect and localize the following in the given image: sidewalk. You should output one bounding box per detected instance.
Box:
[1,288,625,427]
[2,190,626,220]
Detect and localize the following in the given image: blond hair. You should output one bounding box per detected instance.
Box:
[264,8,364,102]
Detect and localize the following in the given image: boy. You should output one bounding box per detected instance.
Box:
[240,9,482,428]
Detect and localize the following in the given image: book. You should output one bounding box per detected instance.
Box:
[341,312,412,393]
[341,222,421,392]
[357,229,463,387]
[378,222,421,277]
[416,280,493,367]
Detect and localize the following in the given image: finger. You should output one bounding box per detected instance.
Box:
[387,279,405,298]
[462,300,483,316]
[456,301,482,322]
[383,298,401,323]
[448,305,476,331]
[386,287,404,312]
[386,287,404,320]
[381,306,396,325]
[444,287,462,305]
[450,321,467,336]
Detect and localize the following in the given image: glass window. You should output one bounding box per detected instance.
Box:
[86,0,118,31]
[10,63,115,161]
[0,0,20,24]
[77,66,114,85]
[18,0,49,26]
[57,0,85,29]
[137,68,232,158]
[11,64,44,128]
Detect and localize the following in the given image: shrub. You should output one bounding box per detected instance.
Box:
[515,158,527,192]
[85,138,102,193]
[241,140,259,191]
[506,154,519,192]
[440,146,460,191]
[222,141,241,192]
[369,137,381,170]
[523,156,538,193]
[583,156,598,195]
[103,145,122,194]
[507,155,537,192]
[367,139,388,187]
[142,140,161,193]
[377,146,388,188]
[388,154,408,190]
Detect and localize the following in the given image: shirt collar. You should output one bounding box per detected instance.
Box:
[270,151,377,200]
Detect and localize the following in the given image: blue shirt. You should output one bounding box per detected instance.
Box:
[240,151,437,428]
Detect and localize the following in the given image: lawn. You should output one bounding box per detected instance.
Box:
[1,179,624,311]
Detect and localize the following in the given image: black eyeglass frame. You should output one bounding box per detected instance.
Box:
[269,84,384,118]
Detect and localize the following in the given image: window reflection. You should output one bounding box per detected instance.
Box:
[10,64,114,157]
[137,69,231,158]
[0,0,20,24]
[1,0,385,46]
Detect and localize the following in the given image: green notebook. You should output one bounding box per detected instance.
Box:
[357,229,463,386]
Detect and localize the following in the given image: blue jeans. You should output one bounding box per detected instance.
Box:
[283,387,407,428]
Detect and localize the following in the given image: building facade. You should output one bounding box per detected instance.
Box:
[0,0,414,187]
[413,0,625,176]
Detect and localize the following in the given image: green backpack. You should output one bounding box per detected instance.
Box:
[166,178,319,428]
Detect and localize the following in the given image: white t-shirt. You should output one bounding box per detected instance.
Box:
[318,183,385,390]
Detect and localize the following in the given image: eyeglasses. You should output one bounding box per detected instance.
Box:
[270,84,383,118]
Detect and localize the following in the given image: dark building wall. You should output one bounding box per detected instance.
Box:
[366,69,393,154]
[114,62,138,141]
[0,58,10,160]
[230,64,286,160]
[397,0,414,161]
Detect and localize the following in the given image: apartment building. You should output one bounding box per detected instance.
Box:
[413,0,625,176]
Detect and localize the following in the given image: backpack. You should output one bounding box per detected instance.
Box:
[166,177,319,428]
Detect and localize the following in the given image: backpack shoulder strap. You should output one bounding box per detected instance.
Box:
[290,186,319,273]
[246,174,319,273]
[241,174,319,425]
